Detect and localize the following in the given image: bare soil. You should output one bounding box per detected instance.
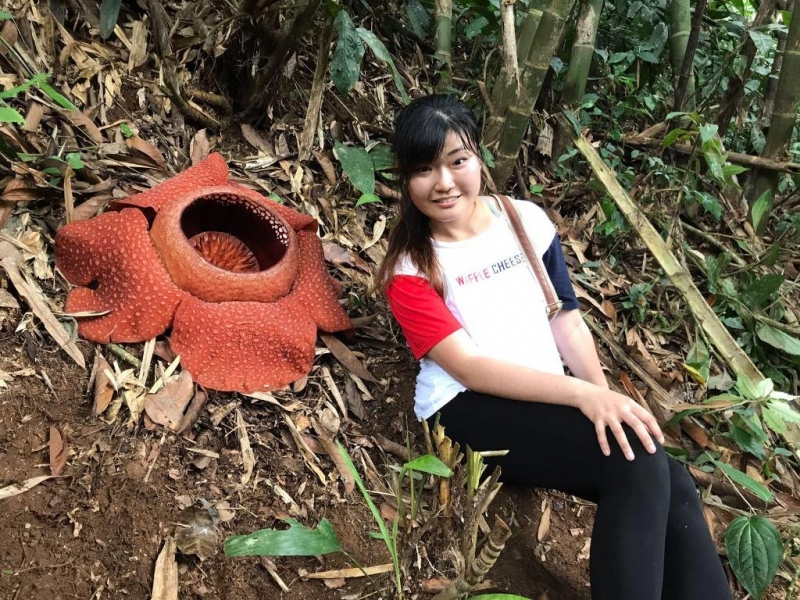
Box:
[0,306,595,600]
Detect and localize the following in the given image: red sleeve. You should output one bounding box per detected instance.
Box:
[385,275,462,359]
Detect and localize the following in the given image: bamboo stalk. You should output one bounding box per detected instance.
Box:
[562,0,604,104]
[434,0,453,67]
[488,0,578,186]
[667,0,696,111]
[499,1,520,89]
[561,117,764,384]
[490,0,546,116]
[672,0,707,112]
[748,0,800,234]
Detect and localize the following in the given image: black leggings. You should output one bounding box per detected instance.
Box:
[433,391,732,600]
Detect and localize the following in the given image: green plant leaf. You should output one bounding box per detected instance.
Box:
[712,459,773,503]
[762,399,800,436]
[329,10,364,97]
[748,30,775,55]
[0,10,13,20]
[99,0,122,39]
[0,72,50,100]
[39,82,77,110]
[662,128,688,148]
[224,518,341,557]
[368,144,394,172]
[333,141,375,195]
[756,325,800,357]
[119,122,133,137]
[741,274,784,309]
[403,455,452,477]
[724,515,783,599]
[751,189,772,233]
[356,28,409,103]
[0,107,25,124]
[335,440,400,589]
[356,193,382,206]
[405,0,429,38]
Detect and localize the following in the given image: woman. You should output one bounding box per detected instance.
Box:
[377,95,732,600]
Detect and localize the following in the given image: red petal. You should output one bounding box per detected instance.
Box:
[55,209,186,342]
[110,153,228,214]
[171,296,317,393]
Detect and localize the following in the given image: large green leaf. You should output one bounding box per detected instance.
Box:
[762,399,800,436]
[724,515,783,599]
[403,455,452,477]
[756,325,800,357]
[751,189,772,233]
[741,274,784,309]
[329,10,364,97]
[405,0,430,37]
[0,106,25,124]
[368,144,394,172]
[99,0,122,39]
[356,28,409,104]
[334,141,375,195]
[224,518,341,557]
[712,459,773,503]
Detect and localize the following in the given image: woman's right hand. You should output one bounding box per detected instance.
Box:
[576,386,665,461]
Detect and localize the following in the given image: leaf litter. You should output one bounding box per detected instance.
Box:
[0,1,797,598]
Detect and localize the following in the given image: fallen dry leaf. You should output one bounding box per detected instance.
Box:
[537,501,551,542]
[190,129,210,165]
[1,179,41,203]
[151,537,179,600]
[0,241,85,368]
[241,124,269,153]
[49,426,68,476]
[313,151,337,185]
[322,240,371,273]
[73,194,111,221]
[320,334,377,383]
[93,355,115,416]
[0,475,53,500]
[60,109,104,144]
[175,507,218,561]
[153,340,177,363]
[236,409,255,485]
[144,371,194,430]
[126,136,167,170]
[323,578,346,589]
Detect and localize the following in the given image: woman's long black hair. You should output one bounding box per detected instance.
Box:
[376,95,481,294]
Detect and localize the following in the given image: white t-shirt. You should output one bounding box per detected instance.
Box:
[389,200,565,420]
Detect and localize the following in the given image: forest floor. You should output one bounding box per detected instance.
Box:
[0,306,598,600]
[1,2,798,598]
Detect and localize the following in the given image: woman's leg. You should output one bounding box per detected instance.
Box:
[661,459,732,600]
[433,391,729,600]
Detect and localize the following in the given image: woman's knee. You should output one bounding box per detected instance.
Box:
[605,427,671,495]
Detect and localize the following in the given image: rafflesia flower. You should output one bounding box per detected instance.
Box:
[55,153,352,393]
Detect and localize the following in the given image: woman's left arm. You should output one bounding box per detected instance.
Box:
[550,309,609,389]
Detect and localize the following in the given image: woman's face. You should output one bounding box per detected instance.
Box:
[406,130,482,228]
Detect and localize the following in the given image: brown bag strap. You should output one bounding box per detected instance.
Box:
[494,194,563,318]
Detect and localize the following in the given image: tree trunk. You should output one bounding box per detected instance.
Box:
[562,0,604,103]
[671,0,707,112]
[487,0,578,187]
[715,0,776,137]
[748,0,800,234]
[434,0,453,71]
[667,0,696,111]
